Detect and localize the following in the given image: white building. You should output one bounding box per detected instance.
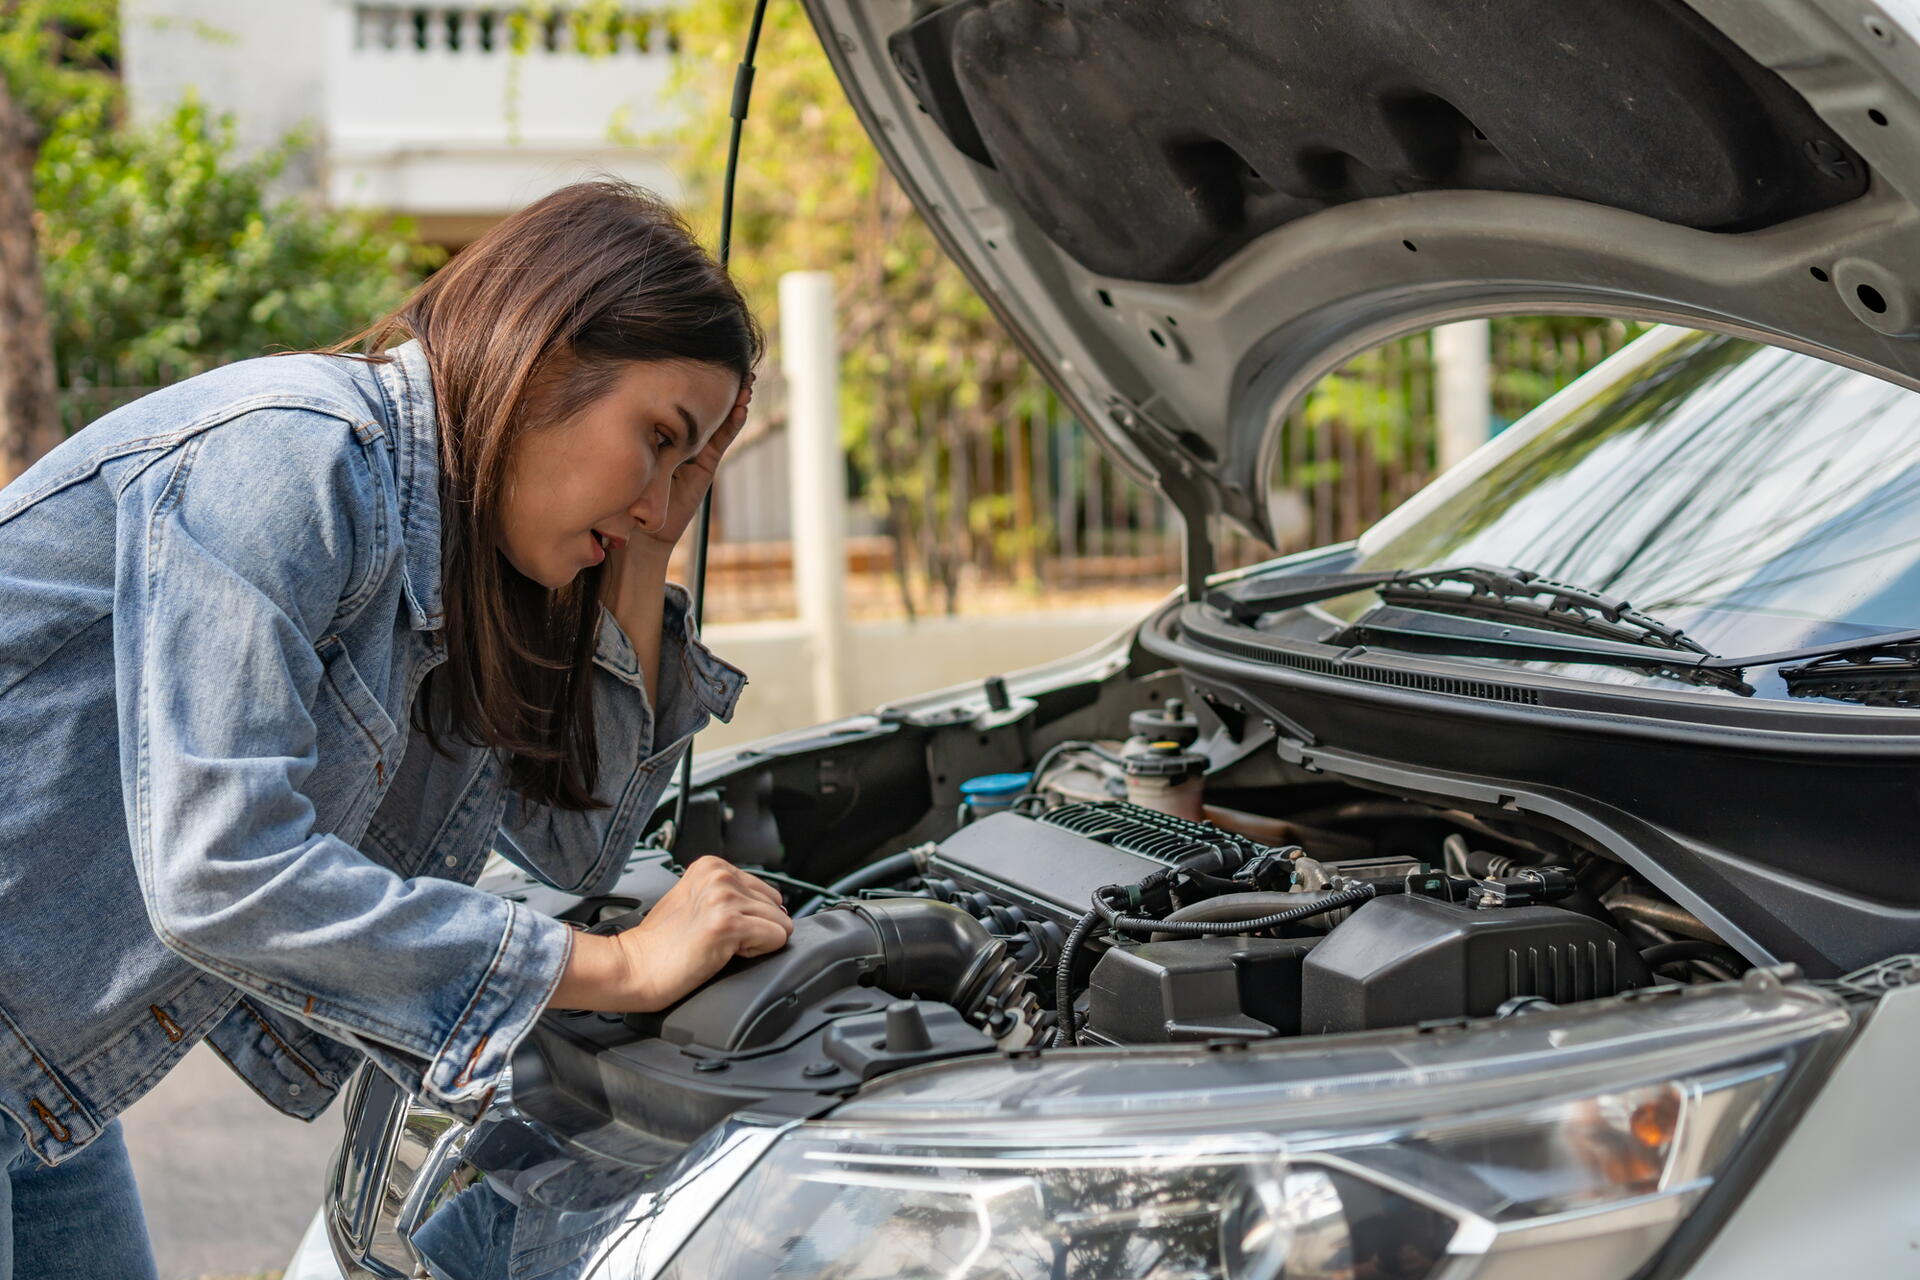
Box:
[121,0,684,246]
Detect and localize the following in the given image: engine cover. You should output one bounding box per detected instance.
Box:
[1083,935,1319,1044]
[1299,894,1654,1034]
[929,804,1295,925]
[511,898,1031,1165]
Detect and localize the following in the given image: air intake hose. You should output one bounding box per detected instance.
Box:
[647,898,1036,1054]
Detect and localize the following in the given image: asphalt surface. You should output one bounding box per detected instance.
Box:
[120,1043,340,1280]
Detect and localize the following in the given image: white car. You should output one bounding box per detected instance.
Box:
[291,0,1920,1276]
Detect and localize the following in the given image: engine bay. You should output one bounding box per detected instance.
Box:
[511,696,1754,1157]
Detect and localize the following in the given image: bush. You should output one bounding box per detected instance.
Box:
[36,95,440,378]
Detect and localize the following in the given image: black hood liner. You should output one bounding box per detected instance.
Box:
[889,0,1869,283]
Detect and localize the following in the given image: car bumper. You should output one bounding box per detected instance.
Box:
[284,1208,344,1280]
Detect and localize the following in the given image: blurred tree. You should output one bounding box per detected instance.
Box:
[37,94,438,381]
[665,0,1047,617]
[3,3,435,474]
[0,0,116,480]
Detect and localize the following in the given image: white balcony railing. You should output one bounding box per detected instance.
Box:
[325,1,684,222]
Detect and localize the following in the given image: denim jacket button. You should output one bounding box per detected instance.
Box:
[288,1083,302,1096]
[444,855,458,868]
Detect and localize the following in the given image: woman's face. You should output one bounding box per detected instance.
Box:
[496,358,741,589]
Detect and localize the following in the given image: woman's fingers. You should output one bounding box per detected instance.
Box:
[696,393,751,470]
[734,918,791,958]
[727,895,794,939]
[684,856,789,919]
[736,870,785,910]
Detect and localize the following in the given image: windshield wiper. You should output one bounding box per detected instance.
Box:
[1210,563,1746,691]
[1376,564,1710,654]
[1209,561,1920,697]
[1780,639,1920,706]
[1211,563,1707,651]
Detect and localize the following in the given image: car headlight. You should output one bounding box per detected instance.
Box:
[636,977,1848,1280]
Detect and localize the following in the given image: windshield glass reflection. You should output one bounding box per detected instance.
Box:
[1332,333,1920,701]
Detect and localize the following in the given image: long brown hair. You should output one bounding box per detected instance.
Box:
[336,180,763,809]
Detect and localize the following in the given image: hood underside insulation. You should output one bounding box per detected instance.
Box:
[889,0,1870,282]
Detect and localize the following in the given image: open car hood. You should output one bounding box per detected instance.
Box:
[803,0,1920,575]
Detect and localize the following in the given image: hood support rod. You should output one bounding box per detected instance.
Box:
[673,0,771,847]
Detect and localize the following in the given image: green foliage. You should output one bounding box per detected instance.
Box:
[35,95,440,377]
[1270,316,1647,548]
[0,0,118,132]
[664,0,1045,615]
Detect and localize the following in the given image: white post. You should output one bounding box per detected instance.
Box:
[1434,319,1493,470]
[781,271,849,721]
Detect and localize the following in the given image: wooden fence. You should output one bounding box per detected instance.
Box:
[58,317,1642,623]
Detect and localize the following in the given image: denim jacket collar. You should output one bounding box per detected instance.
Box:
[370,340,445,632]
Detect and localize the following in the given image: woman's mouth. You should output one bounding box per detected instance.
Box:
[588,529,627,564]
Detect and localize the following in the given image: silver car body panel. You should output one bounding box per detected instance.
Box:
[805,0,1920,548]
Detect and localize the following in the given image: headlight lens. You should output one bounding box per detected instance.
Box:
[643,979,1847,1280]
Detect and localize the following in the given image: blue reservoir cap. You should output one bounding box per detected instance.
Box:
[959,772,1034,799]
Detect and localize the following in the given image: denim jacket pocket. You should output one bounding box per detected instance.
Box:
[311,634,404,840]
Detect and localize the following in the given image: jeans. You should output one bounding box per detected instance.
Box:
[0,1117,158,1280]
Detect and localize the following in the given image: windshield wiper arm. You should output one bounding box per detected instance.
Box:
[1777,636,1920,705]
[1207,566,1449,621]
[1211,562,1708,653]
[1376,564,1710,654]
[1211,561,1920,694]
[1348,606,1754,694]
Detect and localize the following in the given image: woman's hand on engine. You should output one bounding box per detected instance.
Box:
[547,856,792,1013]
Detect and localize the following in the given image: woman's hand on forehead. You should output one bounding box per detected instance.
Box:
[638,370,754,554]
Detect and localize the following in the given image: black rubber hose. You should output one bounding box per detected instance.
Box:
[1146,891,1350,942]
[855,897,998,1001]
[1576,856,1628,900]
[1053,905,1105,1047]
[1642,939,1751,975]
[794,850,926,918]
[662,898,1011,1053]
[1114,884,1375,939]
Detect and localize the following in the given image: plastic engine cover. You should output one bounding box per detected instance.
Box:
[1085,935,1318,1043]
[1300,894,1653,1034]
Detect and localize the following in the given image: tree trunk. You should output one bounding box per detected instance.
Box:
[0,77,60,486]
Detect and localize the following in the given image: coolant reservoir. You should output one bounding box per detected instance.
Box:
[1122,741,1208,822]
[1120,699,1201,759]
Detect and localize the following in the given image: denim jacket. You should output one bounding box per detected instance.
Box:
[0,341,745,1167]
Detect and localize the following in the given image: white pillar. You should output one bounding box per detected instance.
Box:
[781,271,850,721]
[1434,319,1493,470]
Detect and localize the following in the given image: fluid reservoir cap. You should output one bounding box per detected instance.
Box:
[1128,698,1200,747]
[959,772,1034,801]
[1122,741,1208,780]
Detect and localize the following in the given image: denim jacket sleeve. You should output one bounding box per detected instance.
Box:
[494,584,746,895]
[114,412,573,1110]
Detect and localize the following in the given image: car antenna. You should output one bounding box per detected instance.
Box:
[672,0,773,849]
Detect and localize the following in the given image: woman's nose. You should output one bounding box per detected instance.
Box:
[630,469,671,532]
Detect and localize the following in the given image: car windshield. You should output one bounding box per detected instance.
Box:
[1326,330,1920,701]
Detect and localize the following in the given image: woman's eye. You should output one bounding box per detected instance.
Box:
[653,428,674,452]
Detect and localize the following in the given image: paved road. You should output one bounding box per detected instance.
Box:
[120,1044,340,1280]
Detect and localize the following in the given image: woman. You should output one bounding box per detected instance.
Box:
[0,180,792,1275]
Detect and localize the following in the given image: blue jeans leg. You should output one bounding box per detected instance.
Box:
[2,1116,159,1280]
